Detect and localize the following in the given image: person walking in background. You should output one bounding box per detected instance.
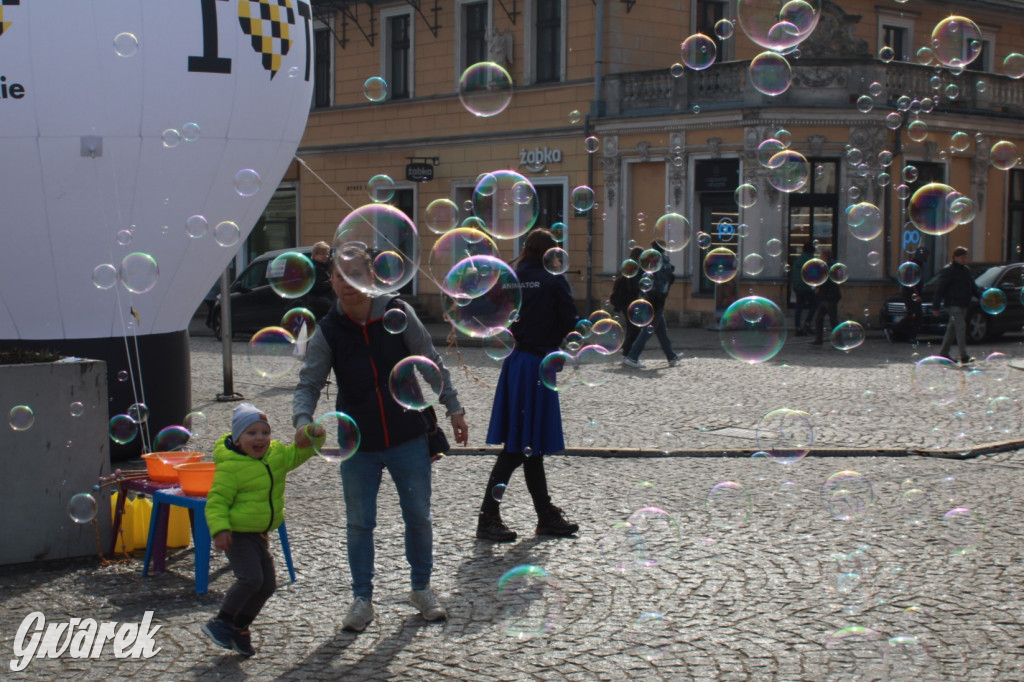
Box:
[477,228,580,543]
[306,241,336,319]
[934,246,979,364]
[293,249,469,633]
[791,240,816,336]
[610,246,643,358]
[202,403,324,657]
[894,247,929,344]
[810,247,841,346]
[622,241,680,369]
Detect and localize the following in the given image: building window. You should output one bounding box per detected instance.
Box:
[384,12,412,99]
[966,37,994,73]
[693,0,732,61]
[313,27,332,108]
[878,13,914,62]
[1008,170,1024,262]
[787,160,838,303]
[462,2,488,72]
[535,0,562,83]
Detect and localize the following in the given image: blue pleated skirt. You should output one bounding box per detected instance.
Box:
[486,349,565,456]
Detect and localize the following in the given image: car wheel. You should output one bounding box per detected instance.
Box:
[966,310,989,343]
[211,314,222,341]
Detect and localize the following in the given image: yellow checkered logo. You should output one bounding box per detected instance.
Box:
[0,0,20,38]
[237,0,295,79]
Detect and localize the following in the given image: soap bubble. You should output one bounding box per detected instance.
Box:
[587,318,625,354]
[183,411,208,438]
[706,481,751,529]
[281,307,317,339]
[801,258,828,287]
[539,351,576,391]
[756,407,812,463]
[543,247,569,275]
[154,425,191,452]
[333,204,419,295]
[583,136,600,153]
[829,262,848,284]
[766,149,810,192]
[1004,53,1024,79]
[497,565,562,639]
[267,252,316,299]
[942,507,985,554]
[824,626,887,679]
[247,327,297,379]
[181,122,201,142]
[473,171,539,239]
[442,261,522,338]
[568,110,582,124]
[109,414,139,444]
[749,51,792,96]
[908,183,959,235]
[980,287,1006,314]
[912,355,964,406]
[571,185,596,212]
[161,129,181,148]
[458,62,514,117]
[214,221,241,247]
[424,199,461,234]
[429,227,500,297]
[681,33,717,70]
[991,141,1020,171]
[703,247,739,284]
[388,356,443,410]
[735,183,758,208]
[821,470,874,520]
[930,16,983,68]
[765,238,783,257]
[127,402,149,424]
[383,307,408,334]
[185,215,208,239]
[92,264,118,290]
[367,174,396,203]
[70,402,85,417]
[68,493,98,524]
[113,32,139,57]
[736,0,822,52]
[311,411,362,463]
[845,202,883,241]
[483,327,516,360]
[233,169,262,197]
[363,76,389,102]
[492,482,508,502]
[831,321,865,350]
[9,405,34,431]
[638,249,663,274]
[653,213,692,252]
[627,299,654,327]
[714,18,735,40]
[720,297,786,364]
[119,252,159,294]
[743,253,765,276]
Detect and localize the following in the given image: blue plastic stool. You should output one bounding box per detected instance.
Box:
[142,488,296,594]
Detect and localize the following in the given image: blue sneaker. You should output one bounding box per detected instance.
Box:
[202,618,234,650]
[230,628,255,657]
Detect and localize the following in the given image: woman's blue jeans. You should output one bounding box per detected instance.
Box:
[340,435,432,600]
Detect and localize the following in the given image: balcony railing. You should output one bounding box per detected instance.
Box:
[602,59,1024,120]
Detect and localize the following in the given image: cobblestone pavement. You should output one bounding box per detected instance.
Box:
[3,326,1024,679]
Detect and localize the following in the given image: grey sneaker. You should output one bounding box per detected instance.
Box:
[342,597,375,632]
[668,355,680,367]
[410,586,448,622]
[622,357,645,369]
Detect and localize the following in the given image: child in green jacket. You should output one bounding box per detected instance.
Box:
[202,403,324,657]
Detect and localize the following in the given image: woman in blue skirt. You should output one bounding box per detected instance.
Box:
[477,229,580,542]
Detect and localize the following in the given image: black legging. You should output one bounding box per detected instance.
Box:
[480,450,551,516]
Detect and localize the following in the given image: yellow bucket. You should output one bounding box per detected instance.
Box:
[110,491,191,552]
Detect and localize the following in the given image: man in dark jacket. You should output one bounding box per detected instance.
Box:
[810,247,841,346]
[933,246,979,364]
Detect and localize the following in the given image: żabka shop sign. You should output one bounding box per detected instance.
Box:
[520,145,562,172]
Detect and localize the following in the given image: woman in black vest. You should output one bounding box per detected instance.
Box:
[293,249,469,633]
[476,229,580,542]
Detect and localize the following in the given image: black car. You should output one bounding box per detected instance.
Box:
[880,262,1024,343]
[209,247,335,340]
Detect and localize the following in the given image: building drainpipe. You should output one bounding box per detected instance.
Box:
[586,0,605,313]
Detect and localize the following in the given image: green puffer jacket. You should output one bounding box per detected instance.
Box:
[205,433,318,537]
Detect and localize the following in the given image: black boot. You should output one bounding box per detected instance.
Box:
[536,505,578,537]
[476,511,517,542]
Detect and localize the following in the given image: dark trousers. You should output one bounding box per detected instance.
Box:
[794,290,816,331]
[812,301,839,342]
[480,450,551,516]
[220,532,276,629]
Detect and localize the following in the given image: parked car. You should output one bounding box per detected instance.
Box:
[880,262,1024,343]
[209,246,335,340]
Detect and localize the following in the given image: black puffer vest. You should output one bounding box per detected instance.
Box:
[317,301,426,452]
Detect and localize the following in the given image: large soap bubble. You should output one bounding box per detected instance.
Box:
[442,259,522,337]
[930,16,983,68]
[653,213,692,252]
[333,204,420,295]
[756,407,813,463]
[267,251,316,299]
[458,62,514,117]
[719,296,786,363]
[908,182,959,236]
[428,227,500,296]
[749,51,793,96]
[472,171,539,240]
[737,0,822,52]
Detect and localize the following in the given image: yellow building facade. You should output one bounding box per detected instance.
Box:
[294,0,1024,325]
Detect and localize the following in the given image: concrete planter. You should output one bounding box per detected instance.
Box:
[0,359,111,565]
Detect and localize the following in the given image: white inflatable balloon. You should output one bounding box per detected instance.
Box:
[0,0,314,340]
